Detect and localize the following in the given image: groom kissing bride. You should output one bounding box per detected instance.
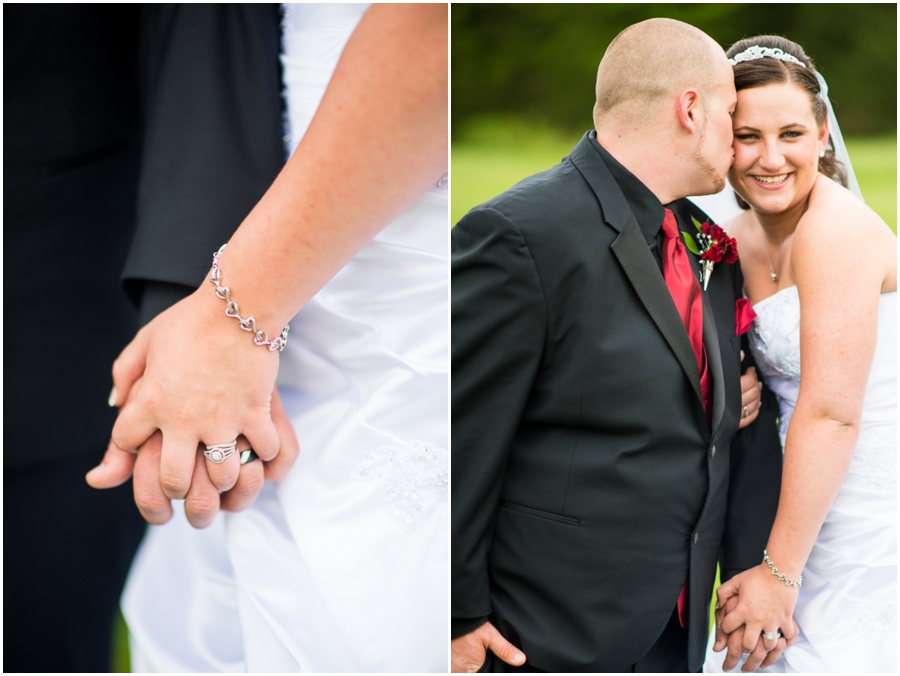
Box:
[451,19,786,672]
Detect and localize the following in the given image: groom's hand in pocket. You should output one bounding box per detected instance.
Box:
[451,621,526,673]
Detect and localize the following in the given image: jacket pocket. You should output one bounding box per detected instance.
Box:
[499,500,581,526]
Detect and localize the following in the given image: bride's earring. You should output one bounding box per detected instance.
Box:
[819,147,826,158]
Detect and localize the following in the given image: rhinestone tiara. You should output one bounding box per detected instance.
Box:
[728,46,807,69]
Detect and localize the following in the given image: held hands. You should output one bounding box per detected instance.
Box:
[712,565,800,672]
[87,383,298,526]
[86,287,300,525]
[451,622,526,673]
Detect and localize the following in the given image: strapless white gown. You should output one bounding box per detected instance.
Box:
[122,4,448,672]
[704,287,897,673]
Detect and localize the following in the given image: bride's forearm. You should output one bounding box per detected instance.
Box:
[763,409,859,577]
[202,4,447,333]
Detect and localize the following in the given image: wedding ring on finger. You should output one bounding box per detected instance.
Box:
[204,440,238,464]
[762,631,782,641]
[240,449,260,465]
[742,405,749,418]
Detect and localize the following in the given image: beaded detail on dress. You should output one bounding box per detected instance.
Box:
[353,441,449,534]
[839,598,897,641]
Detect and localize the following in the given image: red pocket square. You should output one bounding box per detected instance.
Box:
[735,298,757,336]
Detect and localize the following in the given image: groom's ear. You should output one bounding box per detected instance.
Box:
[677,89,702,133]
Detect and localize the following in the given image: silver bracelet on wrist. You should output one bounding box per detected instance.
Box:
[209,244,289,352]
[763,549,803,588]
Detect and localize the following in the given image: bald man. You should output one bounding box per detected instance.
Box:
[451,19,783,672]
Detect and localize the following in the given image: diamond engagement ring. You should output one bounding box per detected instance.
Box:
[742,405,749,418]
[762,631,782,641]
[204,440,238,464]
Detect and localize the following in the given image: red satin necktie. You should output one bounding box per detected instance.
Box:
[661,208,712,628]
[661,208,711,419]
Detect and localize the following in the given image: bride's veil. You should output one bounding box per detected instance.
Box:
[816,71,863,200]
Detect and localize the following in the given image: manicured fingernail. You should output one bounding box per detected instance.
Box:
[108,386,118,407]
[513,653,525,664]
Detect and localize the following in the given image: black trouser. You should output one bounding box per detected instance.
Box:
[479,607,692,673]
[4,448,146,673]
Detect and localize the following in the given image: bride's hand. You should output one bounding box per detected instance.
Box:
[714,590,795,672]
[109,286,284,499]
[89,381,298,527]
[716,565,799,662]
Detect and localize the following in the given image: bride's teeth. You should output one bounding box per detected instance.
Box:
[755,174,788,184]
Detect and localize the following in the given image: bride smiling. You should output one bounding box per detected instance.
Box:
[705,36,896,673]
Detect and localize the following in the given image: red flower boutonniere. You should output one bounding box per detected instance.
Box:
[681,217,739,291]
[735,298,757,336]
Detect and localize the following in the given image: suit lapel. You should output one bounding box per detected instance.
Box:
[610,217,704,405]
[569,136,705,406]
[700,290,726,433]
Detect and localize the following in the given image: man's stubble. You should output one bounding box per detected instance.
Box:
[691,114,728,197]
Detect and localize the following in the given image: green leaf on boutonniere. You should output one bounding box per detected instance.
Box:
[690,215,704,232]
[682,231,701,255]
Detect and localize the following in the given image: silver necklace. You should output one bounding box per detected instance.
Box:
[761,228,786,283]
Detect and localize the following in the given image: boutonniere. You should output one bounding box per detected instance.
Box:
[681,217,739,291]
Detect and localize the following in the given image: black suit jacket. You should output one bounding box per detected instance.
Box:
[124,3,285,324]
[4,4,284,468]
[451,132,780,671]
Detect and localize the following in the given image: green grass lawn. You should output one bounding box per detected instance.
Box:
[452,128,897,233]
[112,609,130,672]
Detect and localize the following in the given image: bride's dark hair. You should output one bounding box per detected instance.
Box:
[726,36,848,209]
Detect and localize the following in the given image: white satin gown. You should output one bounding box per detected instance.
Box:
[704,287,897,673]
[122,4,449,671]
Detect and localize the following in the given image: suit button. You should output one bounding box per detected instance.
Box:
[710,445,717,459]
[693,532,700,544]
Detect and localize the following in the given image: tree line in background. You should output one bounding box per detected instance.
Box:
[452,3,897,139]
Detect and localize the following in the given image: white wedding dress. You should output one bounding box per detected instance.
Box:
[122,4,448,672]
[704,287,897,673]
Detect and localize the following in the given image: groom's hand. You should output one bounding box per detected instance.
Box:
[451,621,526,673]
[737,363,762,430]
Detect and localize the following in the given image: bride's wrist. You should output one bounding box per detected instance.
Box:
[760,547,805,588]
[204,246,293,352]
[184,282,285,360]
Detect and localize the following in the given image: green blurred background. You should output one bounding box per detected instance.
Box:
[451,3,897,231]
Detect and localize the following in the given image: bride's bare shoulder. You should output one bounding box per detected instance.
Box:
[794,176,896,282]
[804,177,894,239]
